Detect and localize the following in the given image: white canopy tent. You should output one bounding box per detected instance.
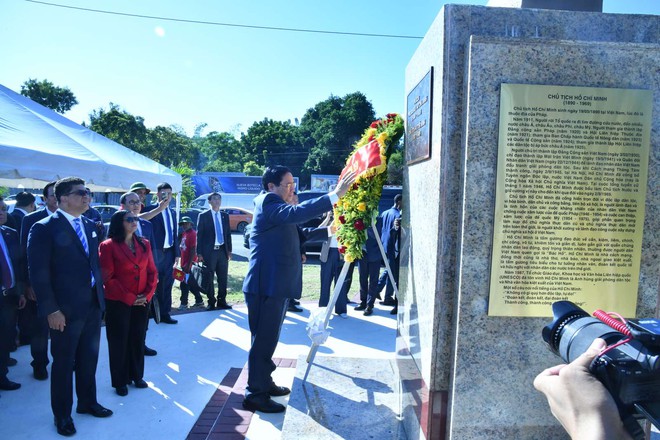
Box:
[0,83,181,193]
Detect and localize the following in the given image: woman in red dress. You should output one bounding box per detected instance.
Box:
[99,210,157,396]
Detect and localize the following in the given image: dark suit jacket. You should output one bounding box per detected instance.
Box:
[137,218,159,266]
[0,225,24,298]
[196,209,232,260]
[9,209,26,238]
[20,208,51,284]
[242,192,332,298]
[379,206,401,256]
[143,206,179,258]
[27,211,104,319]
[98,237,158,307]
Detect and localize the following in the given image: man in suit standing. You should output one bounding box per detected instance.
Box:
[9,191,36,238]
[120,192,159,356]
[0,197,24,392]
[28,177,112,437]
[20,181,58,380]
[378,194,402,308]
[242,166,355,413]
[143,182,178,324]
[196,192,232,311]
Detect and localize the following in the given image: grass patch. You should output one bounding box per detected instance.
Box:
[171,260,360,309]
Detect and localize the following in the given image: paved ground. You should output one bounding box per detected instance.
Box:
[0,301,397,439]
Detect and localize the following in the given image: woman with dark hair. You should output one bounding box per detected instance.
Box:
[99,210,157,396]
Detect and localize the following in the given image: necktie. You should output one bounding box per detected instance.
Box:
[73,218,89,255]
[0,240,13,291]
[214,211,224,246]
[164,209,173,247]
[74,218,95,287]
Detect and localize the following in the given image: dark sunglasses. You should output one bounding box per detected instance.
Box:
[66,189,91,197]
[124,217,139,223]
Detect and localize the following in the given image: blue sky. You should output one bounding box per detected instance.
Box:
[1,0,658,137]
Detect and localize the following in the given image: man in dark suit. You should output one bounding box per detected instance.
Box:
[0,197,25,392]
[378,194,402,307]
[196,192,232,310]
[20,181,58,380]
[9,191,36,239]
[242,166,355,413]
[355,222,383,316]
[28,177,112,437]
[143,182,179,324]
[120,192,159,356]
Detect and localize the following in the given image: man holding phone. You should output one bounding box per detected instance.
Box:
[143,183,178,324]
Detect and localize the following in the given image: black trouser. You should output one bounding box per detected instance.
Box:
[244,293,288,400]
[206,247,228,307]
[154,247,175,318]
[24,299,50,369]
[0,295,17,381]
[49,300,102,418]
[179,279,203,306]
[105,300,148,388]
[358,259,381,307]
[318,248,350,314]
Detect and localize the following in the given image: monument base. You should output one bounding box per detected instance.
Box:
[281,356,404,439]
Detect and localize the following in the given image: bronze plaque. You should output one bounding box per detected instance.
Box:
[406,68,433,165]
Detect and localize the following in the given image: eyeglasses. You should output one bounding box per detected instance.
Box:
[126,200,141,205]
[124,217,139,223]
[278,182,296,189]
[66,189,90,197]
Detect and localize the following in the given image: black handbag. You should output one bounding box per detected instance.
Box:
[189,262,211,295]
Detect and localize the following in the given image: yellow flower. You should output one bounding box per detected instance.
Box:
[377,132,389,146]
[357,202,367,212]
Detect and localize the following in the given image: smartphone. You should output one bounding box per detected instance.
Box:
[160,192,167,201]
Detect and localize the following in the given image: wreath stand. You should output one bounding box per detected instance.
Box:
[302,220,399,383]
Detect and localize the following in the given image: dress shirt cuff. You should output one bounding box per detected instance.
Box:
[327,192,339,205]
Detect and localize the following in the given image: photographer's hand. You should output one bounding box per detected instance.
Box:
[534,338,632,440]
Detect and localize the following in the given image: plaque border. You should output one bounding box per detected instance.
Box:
[406,67,433,166]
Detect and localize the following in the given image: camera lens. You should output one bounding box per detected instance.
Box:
[542,301,624,363]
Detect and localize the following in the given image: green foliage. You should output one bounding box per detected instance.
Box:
[0,187,9,198]
[243,161,264,176]
[386,139,404,185]
[196,131,244,172]
[300,92,376,179]
[88,103,149,153]
[241,118,307,177]
[171,164,196,207]
[146,125,197,168]
[20,78,78,113]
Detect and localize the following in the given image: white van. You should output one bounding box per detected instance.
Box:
[191,193,258,212]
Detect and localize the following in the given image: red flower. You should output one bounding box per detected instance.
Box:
[338,246,346,254]
[368,135,375,141]
[386,113,398,118]
[370,121,379,128]
[351,183,359,190]
[354,219,365,231]
[338,215,346,224]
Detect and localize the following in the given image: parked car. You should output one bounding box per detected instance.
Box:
[94,205,119,223]
[191,193,257,212]
[219,207,253,233]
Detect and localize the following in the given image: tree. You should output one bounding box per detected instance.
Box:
[196,131,244,172]
[299,92,375,179]
[241,118,307,177]
[20,78,78,113]
[146,125,197,169]
[243,160,264,176]
[88,103,149,154]
[171,164,196,207]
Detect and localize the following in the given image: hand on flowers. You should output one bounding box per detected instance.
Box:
[334,171,357,198]
[533,338,632,440]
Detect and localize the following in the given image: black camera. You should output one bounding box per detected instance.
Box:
[542,301,660,439]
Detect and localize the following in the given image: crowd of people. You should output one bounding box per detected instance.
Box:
[0,169,617,438]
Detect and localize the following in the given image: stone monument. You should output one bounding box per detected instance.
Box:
[400,2,659,439]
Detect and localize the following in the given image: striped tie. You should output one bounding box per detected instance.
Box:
[74,218,95,287]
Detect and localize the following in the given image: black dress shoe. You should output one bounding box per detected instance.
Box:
[287,304,303,312]
[54,416,76,436]
[268,384,291,396]
[7,357,17,367]
[390,306,398,315]
[242,397,285,413]
[0,379,21,390]
[354,304,366,311]
[216,303,232,310]
[115,386,128,396]
[33,365,49,380]
[161,316,178,324]
[134,379,148,388]
[380,299,397,306]
[144,346,157,356]
[363,307,374,316]
[206,304,216,311]
[76,403,113,417]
